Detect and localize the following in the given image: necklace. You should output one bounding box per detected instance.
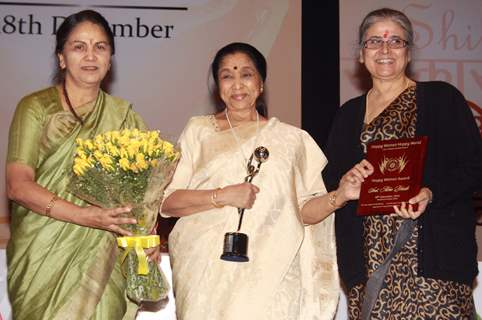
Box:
[225,109,260,167]
[365,78,411,124]
[62,81,84,125]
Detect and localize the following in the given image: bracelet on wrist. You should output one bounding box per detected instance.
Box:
[425,188,433,204]
[211,188,224,208]
[328,191,346,210]
[45,195,59,217]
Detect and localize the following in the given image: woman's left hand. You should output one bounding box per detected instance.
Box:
[145,246,161,264]
[393,187,433,219]
[145,223,161,264]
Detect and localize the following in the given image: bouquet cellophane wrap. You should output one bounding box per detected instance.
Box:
[69,130,179,304]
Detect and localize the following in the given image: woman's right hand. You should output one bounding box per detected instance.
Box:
[217,182,260,209]
[75,206,137,236]
[337,159,374,202]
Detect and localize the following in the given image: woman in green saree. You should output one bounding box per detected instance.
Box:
[6,10,151,320]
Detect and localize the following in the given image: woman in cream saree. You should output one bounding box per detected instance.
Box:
[163,115,340,320]
[162,42,368,320]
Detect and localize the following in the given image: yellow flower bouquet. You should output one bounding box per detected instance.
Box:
[70,128,179,303]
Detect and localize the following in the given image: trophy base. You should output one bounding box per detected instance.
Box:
[220,232,249,263]
[220,252,249,262]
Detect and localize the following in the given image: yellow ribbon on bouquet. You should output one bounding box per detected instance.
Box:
[117,235,160,275]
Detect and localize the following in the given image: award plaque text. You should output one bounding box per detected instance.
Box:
[357,136,428,215]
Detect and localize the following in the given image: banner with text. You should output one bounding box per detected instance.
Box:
[0,0,301,247]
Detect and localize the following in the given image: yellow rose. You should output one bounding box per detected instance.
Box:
[84,140,94,151]
[104,131,112,141]
[163,141,174,151]
[121,129,131,137]
[76,148,88,160]
[141,140,149,154]
[94,134,104,145]
[127,142,141,159]
[135,153,148,171]
[73,164,85,176]
[162,142,177,159]
[119,147,129,159]
[130,162,139,173]
[118,135,130,147]
[130,128,140,137]
[94,150,104,161]
[119,157,130,171]
[98,155,114,172]
[73,157,92,176]
[74,157,89,167]
[106,142,120,157]
[87,156,96,166]
[146,145,154,157]
[150,159,159,168]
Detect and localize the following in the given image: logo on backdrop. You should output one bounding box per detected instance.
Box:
[467,100,482,137]
[0,2,184,38]
[403,3,482,135]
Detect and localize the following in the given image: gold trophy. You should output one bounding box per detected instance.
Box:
[220,146,269,262]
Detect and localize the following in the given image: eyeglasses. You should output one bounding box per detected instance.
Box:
[363,37,409,49]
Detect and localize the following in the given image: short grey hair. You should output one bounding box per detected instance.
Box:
[358,8,414,48]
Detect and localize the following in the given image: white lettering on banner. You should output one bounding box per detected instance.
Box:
[0,14,175,39]
[404,3,482,52]
[439,10,482,51]
[406,2,482,135]
[404,3,433,49]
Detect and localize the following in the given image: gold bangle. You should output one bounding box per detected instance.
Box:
[45,195,59,217]
[425,188,433,204]
[328,191,345,209]
[211,188,224,208]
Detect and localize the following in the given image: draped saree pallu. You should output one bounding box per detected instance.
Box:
[7,87,146,320]
[162,116,340,320]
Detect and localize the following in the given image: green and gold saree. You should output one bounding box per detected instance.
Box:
[7,87,146,320]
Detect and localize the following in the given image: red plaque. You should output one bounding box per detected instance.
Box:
[357,136,428,215]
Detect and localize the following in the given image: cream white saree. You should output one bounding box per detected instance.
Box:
[163,116,339,320]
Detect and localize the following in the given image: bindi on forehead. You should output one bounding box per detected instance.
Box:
[383,30,389,38]
[234,66,238,70]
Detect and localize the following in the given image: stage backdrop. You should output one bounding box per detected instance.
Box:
[0,0,301,247]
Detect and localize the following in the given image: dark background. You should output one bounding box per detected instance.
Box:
[301,1,340,148]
